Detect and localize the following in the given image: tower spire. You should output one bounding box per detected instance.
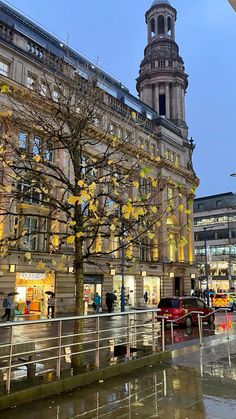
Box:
[137,0,188,137]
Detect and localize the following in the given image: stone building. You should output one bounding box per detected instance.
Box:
[0,0,198,313]
[194,193,236,292]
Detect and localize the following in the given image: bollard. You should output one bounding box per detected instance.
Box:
[171,322,174,349]
[161,318,165,351]
[56,320,62,379]
[225,310,229,341]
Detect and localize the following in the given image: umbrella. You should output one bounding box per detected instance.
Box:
[7,292,19,296]
[45,291,55,297]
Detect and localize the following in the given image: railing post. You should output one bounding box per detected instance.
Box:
[171,322,174,349]
[225,310,229,341]
[152,311,156,353]
[56,320,62,379]
[95,316,100,368]
[6,325,14,393]
[126,313,131,359]
[198,315,203,346]
[161,318,165,351]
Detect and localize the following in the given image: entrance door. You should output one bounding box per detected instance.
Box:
[174,277,180,296]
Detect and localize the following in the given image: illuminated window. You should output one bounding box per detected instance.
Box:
[0,60,9,76]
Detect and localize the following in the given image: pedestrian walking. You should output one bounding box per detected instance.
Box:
[106,292,116,313]
[1,295,12,322]
[144,291,148,304]
[47,294,55,318]
[93,292,101,314]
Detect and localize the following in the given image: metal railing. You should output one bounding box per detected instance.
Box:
[0,307,234,394]
[0,309,163,393]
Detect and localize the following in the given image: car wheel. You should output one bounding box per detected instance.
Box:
[208,314,214,325]
[185,316,192,328]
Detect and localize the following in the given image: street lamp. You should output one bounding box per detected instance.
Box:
[203,226,213,306]
[120,216,125,312]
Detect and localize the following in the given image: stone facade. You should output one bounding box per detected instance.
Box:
[0,0,198,314]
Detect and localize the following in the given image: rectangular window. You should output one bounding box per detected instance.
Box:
[52,89,60,102]
[18,132,27,150]
[23,216,38,251]
[0,60,9,76]
[159,94,166,116]
[32,136,40,155]
[27,74,37,90]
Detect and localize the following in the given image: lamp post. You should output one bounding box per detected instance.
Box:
[203,226,213,306]
[120,217,125,312]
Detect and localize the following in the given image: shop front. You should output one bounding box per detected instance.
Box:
[83,275,103,308]
[113,275,135,309]
[15,272,55,314]
[143,276,161,306]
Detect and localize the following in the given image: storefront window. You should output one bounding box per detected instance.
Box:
[144,276,160,306]
[113,275,135,308]
[15,272,54,314]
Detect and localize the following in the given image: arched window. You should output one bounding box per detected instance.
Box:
[167,16,172,36]
[158,15,165,35]
[150,18,156,38]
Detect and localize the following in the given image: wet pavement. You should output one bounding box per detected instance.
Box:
[2,337,236,418]
[1,313,236,417]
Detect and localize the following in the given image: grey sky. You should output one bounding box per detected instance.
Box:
[3,0,236,197]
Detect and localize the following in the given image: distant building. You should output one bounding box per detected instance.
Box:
[229,0,236,11]
[194,193,236,292]
[0,0,198,313]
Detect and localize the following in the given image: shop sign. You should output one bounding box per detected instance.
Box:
[84,275,103,284]
[18,272,46,280]
[32,258,53,264]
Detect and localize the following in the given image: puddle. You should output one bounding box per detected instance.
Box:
[2,361,236,418]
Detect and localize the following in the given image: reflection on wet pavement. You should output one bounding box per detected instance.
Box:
[2,358,236,419]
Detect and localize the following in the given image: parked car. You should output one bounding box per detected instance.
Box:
[213,292,236,311]
[157,297,215,328]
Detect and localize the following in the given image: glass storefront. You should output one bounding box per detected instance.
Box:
[15,272,55,314]
[144,276,161,306]
[83,275,103,310]
[113,275,135,309]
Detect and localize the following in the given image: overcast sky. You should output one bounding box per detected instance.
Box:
[3,0,236,197]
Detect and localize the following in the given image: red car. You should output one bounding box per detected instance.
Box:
[157,296,215,328]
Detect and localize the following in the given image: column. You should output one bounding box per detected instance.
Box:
[182,88,186,122]
[165,83,170,118]
[155,84,160,114]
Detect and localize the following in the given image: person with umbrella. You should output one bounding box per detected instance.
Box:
[1,292,17,322]
[45,291,55,318]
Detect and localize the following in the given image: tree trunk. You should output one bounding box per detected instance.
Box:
[71,225,84,372]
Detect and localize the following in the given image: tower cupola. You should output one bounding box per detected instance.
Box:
[137,0,188,137]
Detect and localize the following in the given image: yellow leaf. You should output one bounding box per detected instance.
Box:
[76,232,84,238]
[89,203,97,212]
[0,85,9,94]
[37,261,45,270]
[108,160,113,165]
[152,179,158,188]
[4,185,12,193]
[133,181,139,188]
[68,220,76,226]
[110,224,116,232]
[148,232,155,240]
[52,235,60,247]
[24,252,32,260]
[33,154,41,163]
[151,206,158,214]
[57,262,63,271]
[77,180,85,187]
[185,209,191,215]
[68,195,80,205]
[178,204,184,212]
[125,246,133,259]
[67,235,75,245]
